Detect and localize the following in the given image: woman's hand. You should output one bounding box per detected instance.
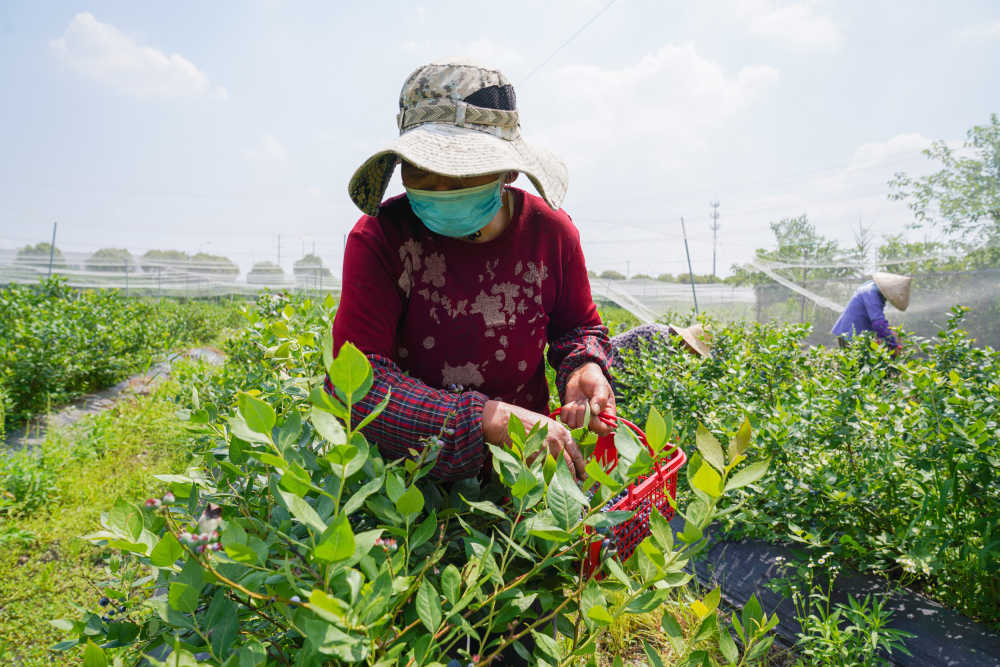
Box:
[482,400,586,479]
[561,362,616,436]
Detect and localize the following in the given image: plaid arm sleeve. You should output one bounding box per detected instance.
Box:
[547,325,614,403]
[325,353,489,482]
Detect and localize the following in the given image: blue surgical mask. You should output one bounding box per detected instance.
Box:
[405,177,505,238]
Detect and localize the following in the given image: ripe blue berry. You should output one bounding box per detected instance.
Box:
[99,596,110,607]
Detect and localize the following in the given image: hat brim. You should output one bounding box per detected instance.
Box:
[348,124,568,216]
[873,272,911,311]
[667,324,712,359]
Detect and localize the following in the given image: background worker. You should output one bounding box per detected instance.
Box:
[831,272,912,350]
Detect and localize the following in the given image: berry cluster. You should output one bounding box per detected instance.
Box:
[374,536,398,551]
[143,491,176,509]
[179,529,223,554]
[97,595,128,623]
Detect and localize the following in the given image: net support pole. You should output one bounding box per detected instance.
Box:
[680,217,699,314]
[47,221,57,279]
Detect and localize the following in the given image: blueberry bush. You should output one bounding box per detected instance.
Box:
[0,279,242,431]
[56,293,773,666]
[615,308,1000,628]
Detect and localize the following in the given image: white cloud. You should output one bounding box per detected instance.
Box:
[50,12,228,99]
[535,43,778,172]
[742,2,843,52]
[242,135,288,166]
[955,20,1000,42]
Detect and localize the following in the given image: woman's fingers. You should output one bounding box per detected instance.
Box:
[561,400,587,429]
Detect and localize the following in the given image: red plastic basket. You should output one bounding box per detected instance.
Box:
[550,409,687,578]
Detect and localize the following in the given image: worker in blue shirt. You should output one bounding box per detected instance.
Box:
[831,272,912,350]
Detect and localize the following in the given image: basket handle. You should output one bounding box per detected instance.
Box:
[550,408,669,481]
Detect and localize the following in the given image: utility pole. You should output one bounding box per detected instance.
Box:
[47,221,58,279]
[680,217,699,314]
[625,260,630,280]
[710,201,720,277]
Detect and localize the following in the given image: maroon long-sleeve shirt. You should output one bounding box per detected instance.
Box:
[331,188,611,480]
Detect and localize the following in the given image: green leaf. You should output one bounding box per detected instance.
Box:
[410,510,437,550]
[543,452,557,485]
[441,564,461,601]
[277,489,327,534]
[728,418,752,463]
[691,458,724,498]
[83,640,107,667]
[315,514,356,562]
[527,522,572,542]
[585,459,621,491]
[584,510,633,531]
[693,612,718,643]
[238,392,276,436]
[329,341,373,404]
[627,588,669,614]
[661,612,685,653]
[321,328,334,373]
[416,579,442,632]
[395,486,425,517]
[642,639,665,667]
[725,459,771,491]
[696,424,725,473]
[149,533,183,568]
[325,444,359,467]
[309,588,347,622]
[224,542,259,564]
[311,406,347,445]
[703,586,721,614]
[718,626,738,664]
[459,495,508,520]
[342,475,384,515]
[511,467,538,500]
[310,385,348,420]
[547,462,583,530]
[168,582,198,613]
[587,605,614,625]
[649,507,674,552]
[742,594,764,632]
[256,452,288,469]
[645,407,669,452]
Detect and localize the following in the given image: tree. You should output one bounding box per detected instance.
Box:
[141,249,190,272]
[889,114,1000,248]
[631,273,653,280]
[85,248,137,272]
[656,273,675,282]
[16,242,66,268]
[598,269,626,280]
[247,261,285,284]
[293,254,333,281]
[190,252,239,280]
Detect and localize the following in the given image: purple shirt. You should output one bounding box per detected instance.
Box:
[831,281,896,345]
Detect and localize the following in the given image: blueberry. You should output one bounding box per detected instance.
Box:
[108,610,115,617]
[101,615,110,623]
[118,606,127,613]
[99,596,110,607]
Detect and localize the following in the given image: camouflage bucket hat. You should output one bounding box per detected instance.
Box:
[348,59,568,216]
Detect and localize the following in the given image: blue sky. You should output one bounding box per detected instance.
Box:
[1,1,998,277]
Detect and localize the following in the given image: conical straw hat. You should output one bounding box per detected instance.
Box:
[667,323,712,359]
[873,272,912,311]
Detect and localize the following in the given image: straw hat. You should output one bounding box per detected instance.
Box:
[872,272,912,311]
[348,59,568,216]
[667,323,712,359]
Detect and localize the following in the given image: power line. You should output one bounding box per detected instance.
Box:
[523,0,620,82]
